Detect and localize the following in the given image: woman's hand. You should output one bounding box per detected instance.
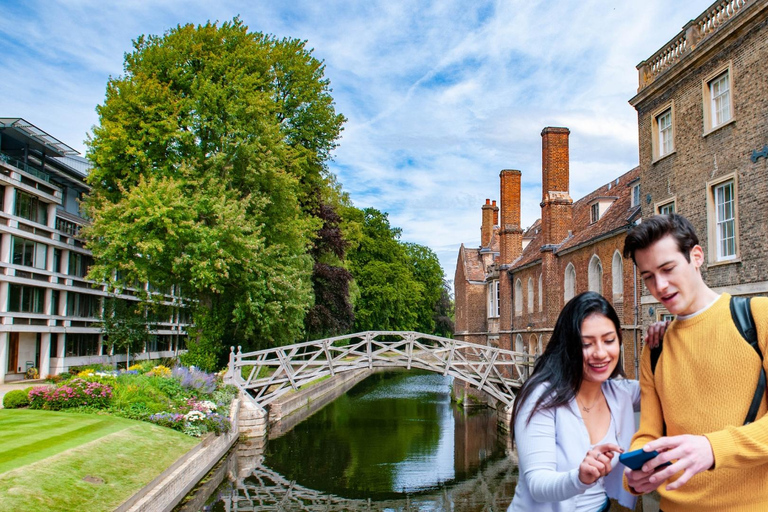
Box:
[578,443,623,485]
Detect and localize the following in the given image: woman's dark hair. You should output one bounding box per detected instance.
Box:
[511,291,624,440]
[623,213,699,264]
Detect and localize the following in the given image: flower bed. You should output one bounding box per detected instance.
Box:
[14,362,239,438]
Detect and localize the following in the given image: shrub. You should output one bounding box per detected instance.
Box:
[29,385,57,409]
[3,389,30,408]
[110,375,173,413]
[172,366,216,395]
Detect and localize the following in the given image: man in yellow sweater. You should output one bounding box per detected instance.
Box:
[622,214,768,511]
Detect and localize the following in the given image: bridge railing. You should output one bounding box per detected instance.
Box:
[225,331,536,411]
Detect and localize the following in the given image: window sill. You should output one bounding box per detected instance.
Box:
[703,118,736,138]
[652,150,676,165]
[707,257,740,268]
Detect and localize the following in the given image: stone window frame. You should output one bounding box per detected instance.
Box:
[487,279,500,318]
[702,62,735,136]
[538,273,543,312]
[655,197,677,215]
[651,101,675,162]
[514,278,523,317]
[706,173,739,265]
[527,277,534,313]
[588,255,603,294]
[612,251,623,302]
[564,263,576,303]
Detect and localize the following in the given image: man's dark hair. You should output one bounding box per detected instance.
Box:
[623,213,699,264]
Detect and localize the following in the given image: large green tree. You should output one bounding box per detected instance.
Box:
[84,19,345,369]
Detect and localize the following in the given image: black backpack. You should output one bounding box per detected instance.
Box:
[651,296,766,427]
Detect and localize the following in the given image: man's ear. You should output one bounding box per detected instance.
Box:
[690,245,705,269]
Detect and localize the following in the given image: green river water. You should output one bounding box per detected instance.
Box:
[178,370,518,511]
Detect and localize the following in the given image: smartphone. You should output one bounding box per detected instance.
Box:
[619,448,672,471]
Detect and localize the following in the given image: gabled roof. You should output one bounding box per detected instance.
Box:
[459,245,487,282]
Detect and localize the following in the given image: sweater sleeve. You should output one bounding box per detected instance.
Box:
[624,348,665,494]
[704,298,768,469]
[515,388,591,502]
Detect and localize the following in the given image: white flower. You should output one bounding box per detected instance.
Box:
[199,400,217,413]
[185,410,206,422]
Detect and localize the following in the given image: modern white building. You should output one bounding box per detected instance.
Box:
[0,118,187,382]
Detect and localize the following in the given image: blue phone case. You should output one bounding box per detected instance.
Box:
[619,449,671,470]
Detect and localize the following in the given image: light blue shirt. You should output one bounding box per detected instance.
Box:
[508,379,640,512]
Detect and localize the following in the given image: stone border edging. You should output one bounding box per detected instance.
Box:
[114,399,241,512]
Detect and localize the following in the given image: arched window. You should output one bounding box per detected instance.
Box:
[538,334,543,355]
[564,263,576,302]
[515,334,527,378]
[538,273,543,312]
[529,334,538,356]
[612,251,624,300]
[527,277,534,313]
[515,279,523,316]
[588,255,603,294]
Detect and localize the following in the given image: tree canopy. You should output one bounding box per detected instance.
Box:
[85,18,345,369]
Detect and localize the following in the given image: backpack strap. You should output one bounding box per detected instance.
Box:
[649,340,666,435]
[730,296,766,425]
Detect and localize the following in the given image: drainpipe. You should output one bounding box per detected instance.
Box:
[633,263,639,379]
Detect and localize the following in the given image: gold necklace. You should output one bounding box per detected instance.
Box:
[577,392,603,413]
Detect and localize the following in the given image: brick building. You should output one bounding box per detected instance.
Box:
[454,128,644,377]
[629,0,768,326]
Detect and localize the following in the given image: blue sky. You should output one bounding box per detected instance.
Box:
[0,0,715,284]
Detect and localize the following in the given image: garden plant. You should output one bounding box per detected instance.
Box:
[7,361,238,438]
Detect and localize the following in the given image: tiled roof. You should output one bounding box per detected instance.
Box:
[557,166,640,253]
[459,245,487,282]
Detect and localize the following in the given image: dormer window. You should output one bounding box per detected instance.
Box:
[631,184,641,207]
[591,202,600,223]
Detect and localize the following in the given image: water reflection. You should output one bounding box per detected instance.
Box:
[178,370,518,511]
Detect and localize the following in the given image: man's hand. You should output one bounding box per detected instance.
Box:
[641,435,715,491]
[644,319,670,349]
[625,465,662,495]
[579,443,622,485]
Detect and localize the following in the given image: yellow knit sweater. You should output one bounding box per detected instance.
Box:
[628,294,768,511]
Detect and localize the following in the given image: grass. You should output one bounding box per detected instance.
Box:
[0,409,199,512]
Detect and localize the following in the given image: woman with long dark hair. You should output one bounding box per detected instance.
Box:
[508,291,640,512]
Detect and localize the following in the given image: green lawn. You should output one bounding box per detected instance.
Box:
[0,409,199,512]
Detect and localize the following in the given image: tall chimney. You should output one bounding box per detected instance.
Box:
[499,169,523,264]
[492,200,499,226]
[481,199,494,247]
[540,127,573,246]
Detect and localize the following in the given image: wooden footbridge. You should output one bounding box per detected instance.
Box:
[224,331,534,413]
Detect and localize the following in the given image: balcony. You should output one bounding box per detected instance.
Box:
[636,0,754,92]
[0,150,51,183]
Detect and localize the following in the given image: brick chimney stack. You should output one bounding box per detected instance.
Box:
[481,199,495,248]
[492,200,499,226]
[499,169,523,265]
[540,127,573,246]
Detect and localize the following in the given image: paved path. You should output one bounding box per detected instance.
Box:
[0,379,45,408]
